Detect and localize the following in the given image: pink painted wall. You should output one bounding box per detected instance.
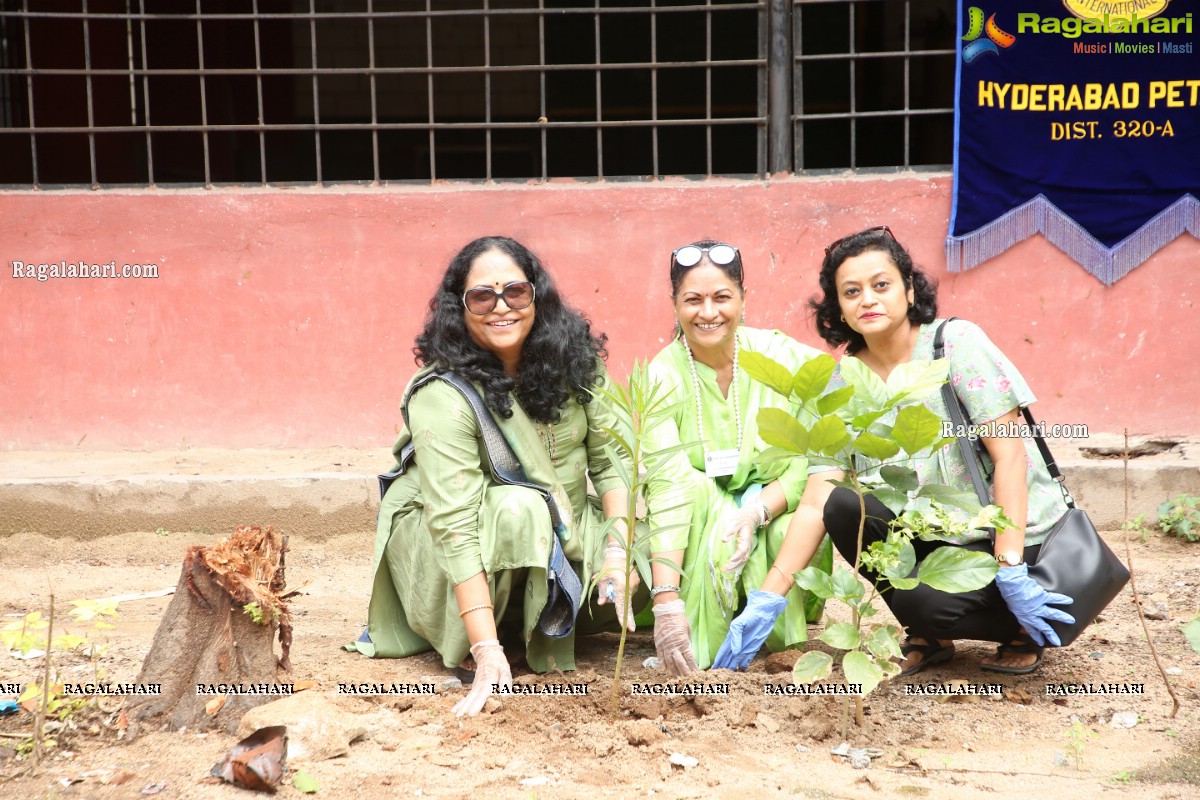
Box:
[2,178,1196,450]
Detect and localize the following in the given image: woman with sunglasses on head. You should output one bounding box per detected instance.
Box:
[712,227,1073,675]
[353,236,636,716]
[640,240,835,672]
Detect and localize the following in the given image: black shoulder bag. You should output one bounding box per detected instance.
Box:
[379,370,583,639]
[934,319,1129,647]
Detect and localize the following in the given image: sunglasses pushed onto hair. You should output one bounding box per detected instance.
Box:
[824,225,895,256]
[462,280,536,315]
[672,243,739,268]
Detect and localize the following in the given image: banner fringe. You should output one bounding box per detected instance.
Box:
[946,194,1200,286]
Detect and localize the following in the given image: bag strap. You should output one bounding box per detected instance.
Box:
[402,371,566,532]
[933,319,1076,512]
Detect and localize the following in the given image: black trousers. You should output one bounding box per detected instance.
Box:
[823,487,1041,644]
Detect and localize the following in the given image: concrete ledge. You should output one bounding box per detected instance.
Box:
[1,442,1197,539]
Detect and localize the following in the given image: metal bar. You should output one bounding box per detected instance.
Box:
[705,1,712,176]
[425,0,435,180]
[253,0,266,184]
[125,0,135,126]
[309,0,321,185]
[848,1,857,169]
[196,0,210,187]
[594,0,602,178]
[21,0,36,186]
[650,0,658,179]
[83,0,97,188]
[484,0,492,182]
[538,0,546,180]
[138,0,152,184]
[367,0,379,185]
[903,0,910,167]
[766,0,790,174]
[792,0,802,170]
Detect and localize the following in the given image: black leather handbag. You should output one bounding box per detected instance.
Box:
[935,319,1129,647]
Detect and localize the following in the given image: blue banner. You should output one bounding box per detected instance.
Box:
[948,0,1200,284]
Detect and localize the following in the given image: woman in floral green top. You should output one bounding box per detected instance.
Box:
[714,227,1073,676]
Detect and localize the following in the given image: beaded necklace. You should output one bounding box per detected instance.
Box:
[681,333,742,459]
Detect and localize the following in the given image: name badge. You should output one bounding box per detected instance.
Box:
[704,448,739,478]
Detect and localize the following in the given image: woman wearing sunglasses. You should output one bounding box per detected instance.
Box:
[640,240,835,672]
[355,236,635,716]
[712,227,1073,675]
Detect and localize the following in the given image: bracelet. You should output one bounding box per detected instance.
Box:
[649,584,681,599]
[458,603,494,618]
[759,500,773,528]
[770,564,794,586]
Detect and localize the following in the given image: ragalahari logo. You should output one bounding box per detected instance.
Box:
[962,7,1016,62]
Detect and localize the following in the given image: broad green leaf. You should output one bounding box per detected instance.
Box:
[885,358,948,403]
[888,576,919,590]
[794,566,835,599]
[870,487,908,515]
[927,435,957,453]
[837,357,889,409]
[831,567,865,602]
[916,483,985,513]
[757,408,810,454]
[880,465,919,493]
[809,414,851,456]
[820,622,861,650]
[859,603,878,618]
[755,446,800,473]
[917,546,998,593]
[791,354,837,403]
[842,650,885,696]
[293,769,319,794]
[853,432,900,461]
[878,658,902,678]
[864,624,903,660]
[807,455,848,470]
[882,540,917,581]
[741,351,796,398]
[851,409,888,430]
[792,651,834,685]
[892,404,943,454]
[817,386,856,416]
[1183,615,1200,655]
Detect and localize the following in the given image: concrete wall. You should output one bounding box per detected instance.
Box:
[2,175,1197,450]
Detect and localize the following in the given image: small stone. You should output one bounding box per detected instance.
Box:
[1165,668,1183,676]
[795,744,812,754]
[482,697,502,714]
[849,749,871,769]
[1089,651,1103,660]
[1110,712,1139,729]
[755,713,781,733]
[519,777,551,787]
[440,677,463,692]
[1005,687,1034,705]
[544,722,564,738]
[1052,751,1069,767]
[669,753,699,769]
[642,657,662,670]
[1142,593,1170,621]
[830,742,852,757]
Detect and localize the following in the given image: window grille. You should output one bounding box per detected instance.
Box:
[0,0,953,188]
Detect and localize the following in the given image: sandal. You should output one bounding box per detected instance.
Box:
[980,641,1045,675]
[899,639,955,677]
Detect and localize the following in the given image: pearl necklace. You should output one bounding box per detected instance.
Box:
[681,333,742,456]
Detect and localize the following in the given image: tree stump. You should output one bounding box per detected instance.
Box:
[129,525,293,734]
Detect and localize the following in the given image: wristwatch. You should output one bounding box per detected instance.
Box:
[995,550,1025,567]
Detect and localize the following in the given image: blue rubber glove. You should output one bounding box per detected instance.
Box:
[711,590,788,670]
[993,564,1075,647]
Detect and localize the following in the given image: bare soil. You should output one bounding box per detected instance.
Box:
[1,529,1198,799]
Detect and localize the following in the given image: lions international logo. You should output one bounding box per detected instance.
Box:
[962,8,1016,62]
[1062,0,1172,25]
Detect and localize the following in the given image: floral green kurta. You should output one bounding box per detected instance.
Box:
[644,327,834,669]
[356,364,629,673]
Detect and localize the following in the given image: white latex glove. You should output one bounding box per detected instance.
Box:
[596,544,639,632]
[652,599,698,676]
[719,503,764,573]
[451,639,511,718]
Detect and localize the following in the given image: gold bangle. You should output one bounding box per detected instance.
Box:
[458,603,494,618]
[770,564,794,587]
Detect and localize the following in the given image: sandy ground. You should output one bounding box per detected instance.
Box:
[0,528,1198,800]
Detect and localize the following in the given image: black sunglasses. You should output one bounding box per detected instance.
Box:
[462,280,536,315]
[672,243,740,268]
[824,225,895,256]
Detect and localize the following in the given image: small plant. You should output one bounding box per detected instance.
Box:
[586,361,693,715]
[1154,494,1200,542]
[741,352,1003,732]
[1121,513,1153,542]
[1063,720,1096,768]
[1111,769,1134,785]
[156,527,171,537]
[1184,613,1200,656]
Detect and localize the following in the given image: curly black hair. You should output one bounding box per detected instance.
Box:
[413,236,608,424]
[809,227,938,355]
